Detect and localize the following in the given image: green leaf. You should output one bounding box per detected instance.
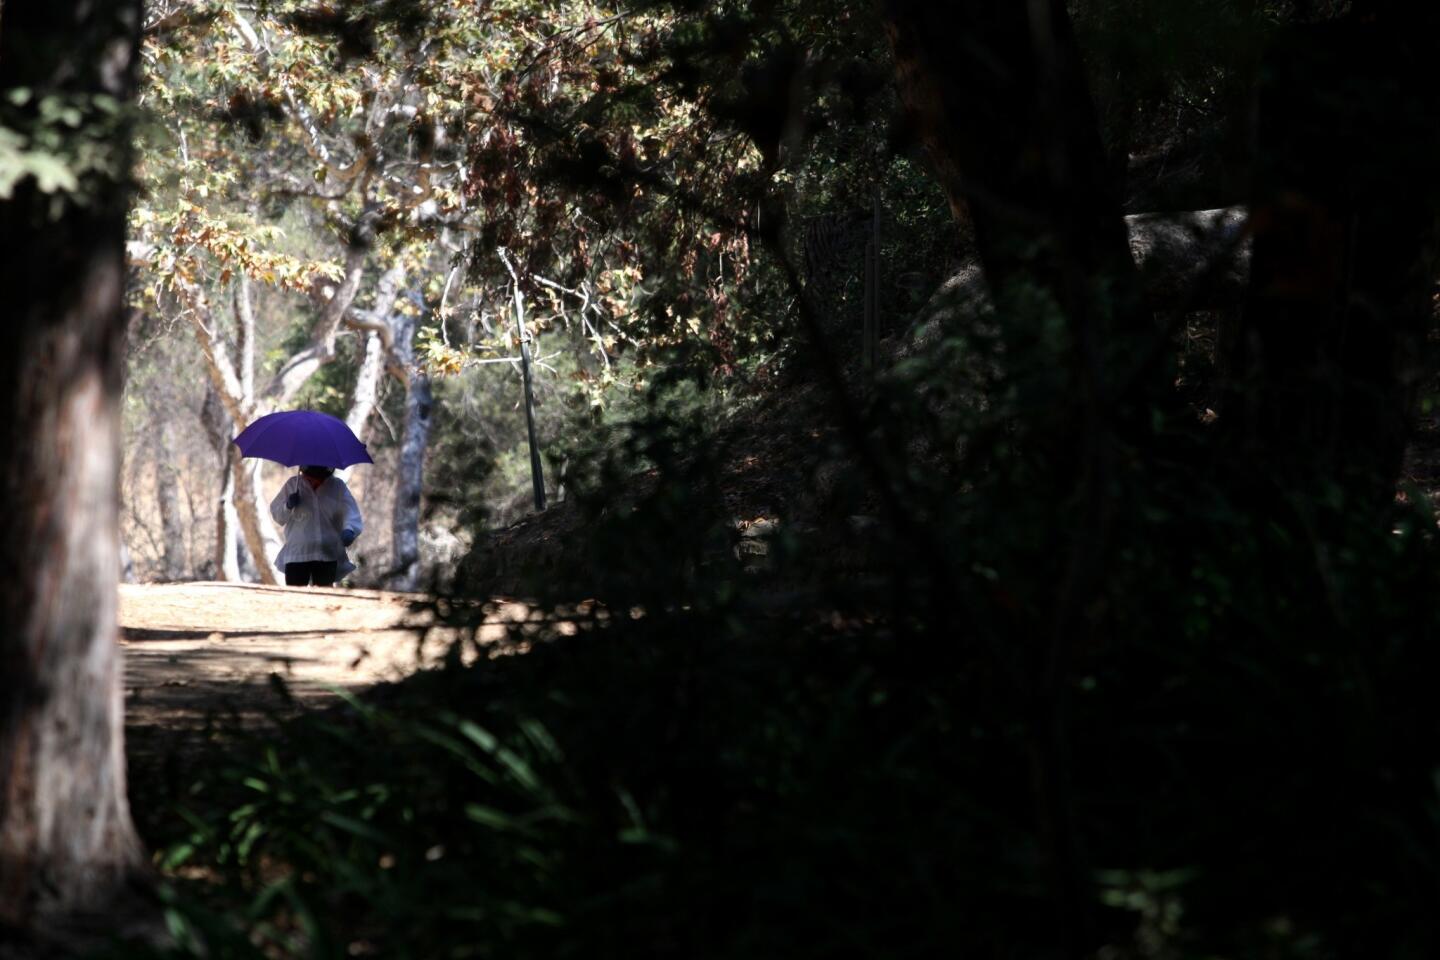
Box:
[159,842,196,870]
[464,803,526,832]
[457,719,497,753]
[24,151,79,194]
[318,810,392,844]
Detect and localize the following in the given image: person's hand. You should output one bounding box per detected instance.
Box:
[341,528,357,547]
[286,491,301,510]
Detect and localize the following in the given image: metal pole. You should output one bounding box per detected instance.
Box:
[863,244,874,374]
[500,247,546,512]
[514,281,547,513]
[864,193,881,375]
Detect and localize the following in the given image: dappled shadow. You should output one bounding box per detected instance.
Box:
[123,626,391,641]
[119,582,466,750]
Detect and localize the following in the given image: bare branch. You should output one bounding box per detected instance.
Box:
[532,272,611,368]
[343,311,396,351]
[341,260,405,355]
[262,342,332,406]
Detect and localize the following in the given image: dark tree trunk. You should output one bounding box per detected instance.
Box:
[879,4,1154,955]
[1226,9,1440,515]
[0,0,147,941]
[390,312,433,592]
[882,0,1147,351]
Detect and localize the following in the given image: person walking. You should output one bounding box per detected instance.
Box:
[270,464,363,587]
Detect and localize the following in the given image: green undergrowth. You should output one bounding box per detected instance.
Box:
[109,492,1440,959]
[108,322,1440,959]
[115,609,1018,959]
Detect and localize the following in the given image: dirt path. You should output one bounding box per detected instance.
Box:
[119,582,498,746]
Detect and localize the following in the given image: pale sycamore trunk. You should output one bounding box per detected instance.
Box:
[202,389,244,582]
[215,448,242,582]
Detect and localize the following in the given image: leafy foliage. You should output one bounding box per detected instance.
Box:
[112,0,1440,958]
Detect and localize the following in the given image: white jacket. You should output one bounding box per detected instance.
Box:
[269,474,364,577]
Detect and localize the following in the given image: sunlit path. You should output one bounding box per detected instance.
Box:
[119,582,469,737]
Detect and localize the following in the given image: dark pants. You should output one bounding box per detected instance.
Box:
[285,561,338,587]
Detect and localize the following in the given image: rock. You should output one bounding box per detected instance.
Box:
[740,518,778,538]
[913,205,1251,340]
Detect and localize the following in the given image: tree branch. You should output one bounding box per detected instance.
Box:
[172,280,249,426]
[345,261,407,439]
[232,274,255,402]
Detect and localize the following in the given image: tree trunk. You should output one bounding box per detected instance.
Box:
[119,542,137,585]
[234,279,286,582]
[186,246,399,586]
[0,0,147,939]
[154,419,186,581]
[1226,10,1440,514]
[349,333,386,438]
[882,0,1147,349]
[345,262,406,447]
[214,448,243,582]
[193,285,283,585]
[234,457,282,584]
[202,388,243,582]
[390,312,433,592]
[235,276,255,403]
[880,4,1145,953]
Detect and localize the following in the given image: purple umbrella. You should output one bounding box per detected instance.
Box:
[233,410,374,468]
